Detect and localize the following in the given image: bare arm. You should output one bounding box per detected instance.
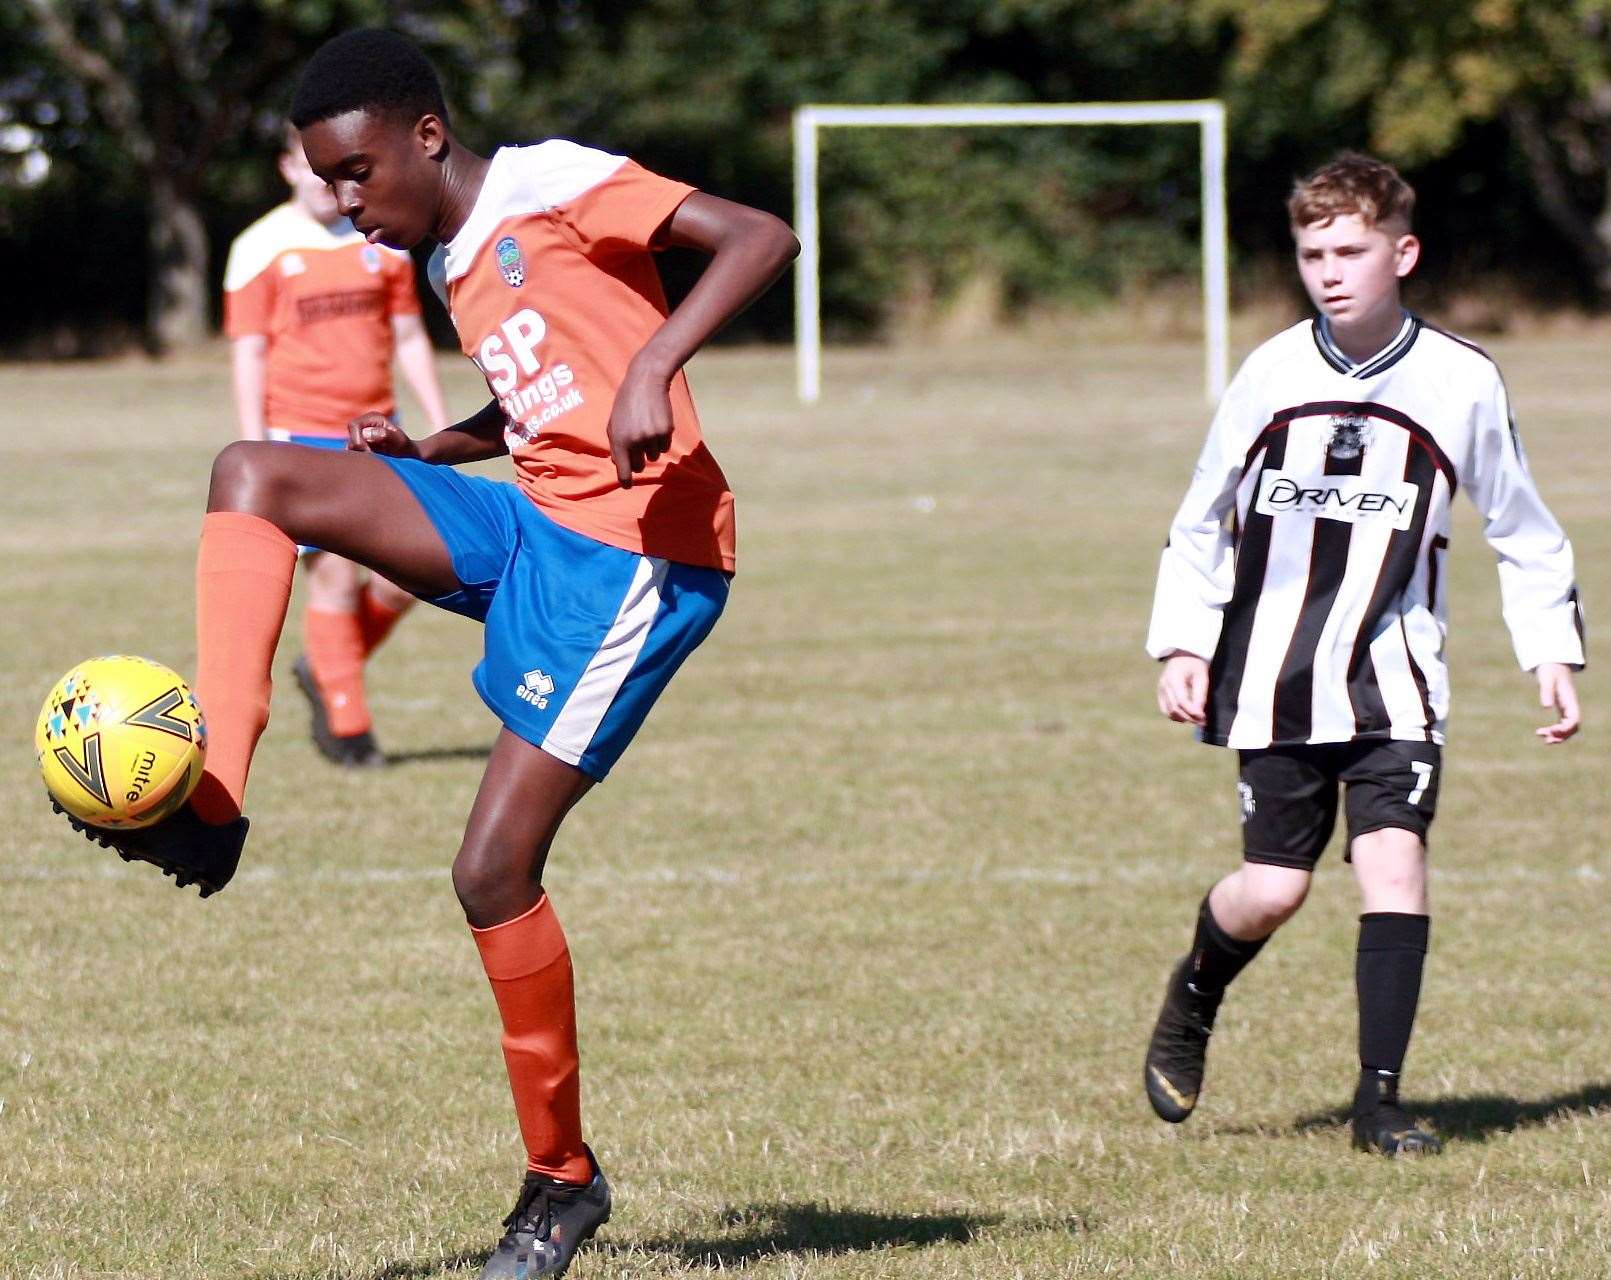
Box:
[392,313,449,431]
[348,398,509,465]
[607,192,799,486]
[230,336,269,440]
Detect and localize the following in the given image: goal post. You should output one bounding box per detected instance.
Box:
[792,101,1229,404]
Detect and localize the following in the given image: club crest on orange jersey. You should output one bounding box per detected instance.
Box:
[361,245,382,273]
[496,236,526,287]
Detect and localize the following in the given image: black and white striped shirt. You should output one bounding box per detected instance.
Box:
[1147,314,1585,749]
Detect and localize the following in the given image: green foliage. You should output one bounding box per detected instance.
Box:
[1191,0,1609,163]
[2,0,1610,351]
[1184,0,1611,300]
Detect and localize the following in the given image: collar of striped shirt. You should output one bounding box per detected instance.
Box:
[1312,310,1422,378]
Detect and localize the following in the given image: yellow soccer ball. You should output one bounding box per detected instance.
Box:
[36,656,207,830]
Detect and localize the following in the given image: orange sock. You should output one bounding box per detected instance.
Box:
[357,584,408,656]
[303,605,372,737]
[191,511,297,823]
[471,895,591,1183]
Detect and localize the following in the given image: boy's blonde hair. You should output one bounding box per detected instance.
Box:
[1288,152,1415,233]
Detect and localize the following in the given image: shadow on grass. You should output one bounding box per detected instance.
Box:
[1288,1080,1611,1143]
[384,745,493,766]
[365,1252,485,1279]
[281,1203,1083,1278]
[621,1200,1027,1267]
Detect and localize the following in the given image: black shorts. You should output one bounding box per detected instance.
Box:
[1236,740,1441,871]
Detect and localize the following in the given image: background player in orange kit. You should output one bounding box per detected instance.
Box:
[65,28,799,1279]
[224,126,449,766]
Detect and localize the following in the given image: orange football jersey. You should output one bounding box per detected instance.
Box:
[224,203,420,435]
[429,142,734,573]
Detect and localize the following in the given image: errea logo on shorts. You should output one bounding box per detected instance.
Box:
[1256,469,1419,530]
[516,669,556,709]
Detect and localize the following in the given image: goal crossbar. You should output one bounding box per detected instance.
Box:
[793,101,1229,403]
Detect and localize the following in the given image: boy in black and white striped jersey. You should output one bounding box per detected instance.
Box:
[1141,153,1584,1156]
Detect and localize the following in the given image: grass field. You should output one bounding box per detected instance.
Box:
[3,331,1609,1280]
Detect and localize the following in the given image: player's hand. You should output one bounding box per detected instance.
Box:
[1158,653,1210,726]
[606,363,674,489]
[1534,662,1581,744]
[347,412,420,458]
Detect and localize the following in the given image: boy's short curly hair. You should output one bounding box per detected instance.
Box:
[1288,152,1415,233]
[289,28,447,131]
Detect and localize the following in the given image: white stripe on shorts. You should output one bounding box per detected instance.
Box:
[541,555,669,767]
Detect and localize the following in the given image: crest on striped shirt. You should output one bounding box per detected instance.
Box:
[1325,412,1374,460]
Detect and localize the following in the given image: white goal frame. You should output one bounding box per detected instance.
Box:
[793,101,1229,403]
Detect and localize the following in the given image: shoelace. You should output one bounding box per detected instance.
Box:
[1153,1020,1209,1069]
[1152,992,1218,1072]
[502,1176,581,1244]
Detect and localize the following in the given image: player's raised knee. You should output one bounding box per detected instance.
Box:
[207,439,305,516]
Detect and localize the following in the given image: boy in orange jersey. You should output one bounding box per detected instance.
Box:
[59,27,799,1279]
[224,126,450,766]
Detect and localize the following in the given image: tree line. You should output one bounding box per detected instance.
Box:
[1,0,1607,355]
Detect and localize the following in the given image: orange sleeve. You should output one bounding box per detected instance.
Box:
[387,253,422,317]
[568,160,696,260]
[224,266,275,338]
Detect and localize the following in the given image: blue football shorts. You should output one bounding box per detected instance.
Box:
[266,429,351,556]
[377,456,729,780]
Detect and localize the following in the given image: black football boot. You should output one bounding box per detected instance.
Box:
[477,1150,612,1279]
[1144,958,1223,1122]
[294,655,386,768]
[52,795,248,898]
[1352,1070,1443,1156]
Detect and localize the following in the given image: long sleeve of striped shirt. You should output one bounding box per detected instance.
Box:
[1145,365,1258,663]
[1467,379,1586,672]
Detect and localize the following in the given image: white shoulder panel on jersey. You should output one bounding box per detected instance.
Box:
[1244,320,1316,377]
[223,203,367,292]
[439,141,630,285]
[1413,322,1502,391]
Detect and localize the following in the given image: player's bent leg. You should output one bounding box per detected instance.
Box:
[455,732,608,1278]
[1349,827,1439,1155]
[49,504,289,891]
[1144,864,1311,1123]
[52,445,466,890]
[206,440,460,597]
[194,443,456,807]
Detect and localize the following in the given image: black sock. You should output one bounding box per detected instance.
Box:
[1188,894,1267,994]
[1356,912,1430,1079]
